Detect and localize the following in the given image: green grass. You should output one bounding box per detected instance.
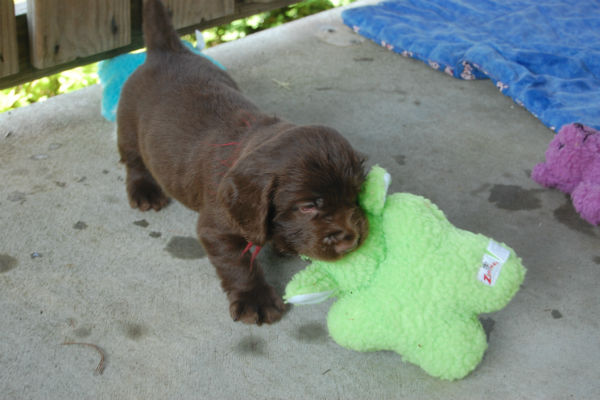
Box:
[0,0,354,113]
[1,64,99,112]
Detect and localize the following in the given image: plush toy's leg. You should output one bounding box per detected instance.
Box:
[117,113,170,211]
[329,296,487,380]
[327,294,395,352]
[572,182,600,226]
[403,317,487,380]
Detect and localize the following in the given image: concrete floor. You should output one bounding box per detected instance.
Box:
[1,3,599,399]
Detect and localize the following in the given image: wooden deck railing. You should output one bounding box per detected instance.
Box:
[0,0,297,89]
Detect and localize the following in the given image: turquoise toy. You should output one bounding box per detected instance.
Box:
[98,40,225,121]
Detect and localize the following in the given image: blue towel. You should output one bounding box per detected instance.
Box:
[342,0,600,131]
[98,41,225,121]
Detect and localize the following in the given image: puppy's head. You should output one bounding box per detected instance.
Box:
[218,125,367,260]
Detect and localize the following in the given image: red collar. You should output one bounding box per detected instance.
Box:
[241,242,262,271]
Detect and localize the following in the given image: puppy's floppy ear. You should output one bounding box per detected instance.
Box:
[217,155,276,245]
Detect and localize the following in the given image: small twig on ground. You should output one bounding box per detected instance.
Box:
[271,78,291,90]
[62,341,106,375]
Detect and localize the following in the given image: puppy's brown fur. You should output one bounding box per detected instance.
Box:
[117,0,367,325]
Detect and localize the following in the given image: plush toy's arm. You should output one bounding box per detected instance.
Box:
[572,181,600,225]
[284,263,337,305]
[359,165,390,216]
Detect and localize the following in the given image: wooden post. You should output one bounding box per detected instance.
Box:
[163,0,235,30]
[0,0,19,77]
[26,0,131,69]
[0,0,297,89]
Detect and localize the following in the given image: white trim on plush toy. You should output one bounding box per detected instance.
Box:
[286,290,335,305]
[383,172,391,201]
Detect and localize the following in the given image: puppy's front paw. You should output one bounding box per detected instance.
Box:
[229,284,287,325]
[127,179,170,211]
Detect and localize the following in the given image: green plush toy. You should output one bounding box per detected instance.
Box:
[285,166,526,380]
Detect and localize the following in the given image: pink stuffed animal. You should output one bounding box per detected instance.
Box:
[532,123,600,226]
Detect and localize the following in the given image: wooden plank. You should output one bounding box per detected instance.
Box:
[26,0,131,69]
[172,0,297,37]
[0,0,19,77]
[163,0,235,29]
[0,0,298,89]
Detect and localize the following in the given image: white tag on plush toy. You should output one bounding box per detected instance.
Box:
[286,291,334,305]
[487,240,510,263]
[478,240,509,286]
[478,254,504,286]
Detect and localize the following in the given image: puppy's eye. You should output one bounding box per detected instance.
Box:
[298,198,323,214]
[299,202,316,214]
[300,204,316,214]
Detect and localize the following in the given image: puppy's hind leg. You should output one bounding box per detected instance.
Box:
[117,117,170,212]
[124,156,170,212]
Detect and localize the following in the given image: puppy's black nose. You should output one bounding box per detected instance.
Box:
[334,233,359,255]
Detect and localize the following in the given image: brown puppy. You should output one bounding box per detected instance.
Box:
[117,0,367,325]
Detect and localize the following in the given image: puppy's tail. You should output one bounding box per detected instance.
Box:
[143,0,187,54]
